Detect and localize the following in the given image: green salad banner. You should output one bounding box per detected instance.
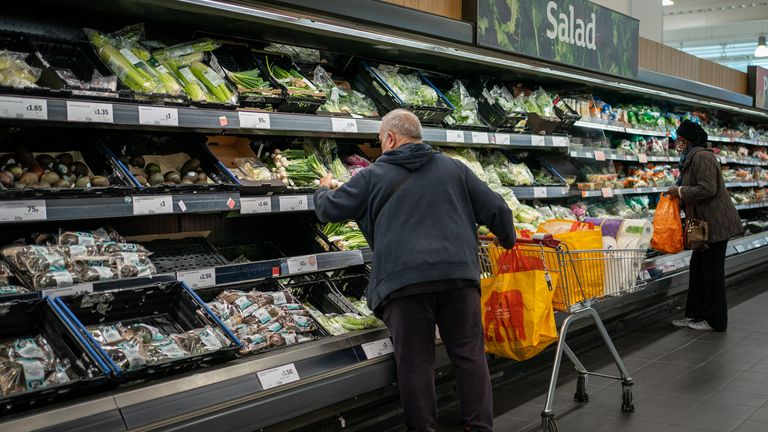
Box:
[748,66,768,110]
[477,0,640,79]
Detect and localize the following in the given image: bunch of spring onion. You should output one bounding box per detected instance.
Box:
[321,222,368,250]
[226,68,276,96]
[265,57,323,97]
[268,148,340,188]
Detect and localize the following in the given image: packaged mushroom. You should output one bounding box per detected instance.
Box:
[0,336,75,396]
[0,261,30,296]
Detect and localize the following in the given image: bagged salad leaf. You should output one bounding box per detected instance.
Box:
[375,64,441,106]
[444,80,485,127]
[0,51,41,89]
[313,65,377,117]
[264,43,321,64]
[514,204,542,225]
[510,162,535,186]
[441,148,486,182]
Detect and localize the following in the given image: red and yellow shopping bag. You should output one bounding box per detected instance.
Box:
[481,246,558,361]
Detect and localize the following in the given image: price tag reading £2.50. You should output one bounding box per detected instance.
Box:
[286,255,318,274]
[331,117,358,133]
[257,363,300,390]
[0,96,48,120]
[362,338,395,360]
[0,200,47,222]
[132,196,173,215]
[177,268,216,289]
[66,101,113,123]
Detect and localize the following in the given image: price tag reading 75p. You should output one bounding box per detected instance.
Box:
[177,268,216,288]
[0,200,47,222]
[257,363,300,390]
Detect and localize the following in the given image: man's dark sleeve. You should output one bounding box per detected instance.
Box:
[313,171,369,223]
[463,165,516,248]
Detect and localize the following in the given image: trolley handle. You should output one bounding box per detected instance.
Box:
[479,233,561,248]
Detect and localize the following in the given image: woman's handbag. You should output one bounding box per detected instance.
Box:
[685,204,709,251]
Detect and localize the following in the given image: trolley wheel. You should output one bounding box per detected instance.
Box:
[541,416,559,432]
[574,374,589,402]
[621,383,635,412]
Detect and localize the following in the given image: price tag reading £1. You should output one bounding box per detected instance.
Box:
[331,117,358,133]
[66,101,113,123]
[238,112,271,129]
[362,338,395,359]
[240,197,272,214]
[286,255,318,274]
[138,106,179,127]
[279,195,308,212]
[177,268,216,288]
[257,363,300,390]
[0,96,48,120]
[132,196,173,215]
[0,200,47,222]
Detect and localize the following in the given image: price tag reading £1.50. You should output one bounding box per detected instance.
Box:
[286,255,318,274]
[132,196,173,215]
[362,338,395,360]
[0,96,48,120]
[177,268,216,289]
[66,101,114,123]
[0,200,47,222]
[257,363,300,390]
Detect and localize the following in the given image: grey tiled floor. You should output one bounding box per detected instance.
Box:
[436,282,768,432]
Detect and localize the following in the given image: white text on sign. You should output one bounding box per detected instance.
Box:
[279,195,308,212]
[138,106,179,127]
[331,118,358,133]
[286,255,319,274]
[132,196,174,215]
[257,363,300,390]
[240,197,272,214]
[361,338,395,359]
[177,268,216,289]
[66,101,114,123]
[238,112,271,129]
[0,96,48,120]
[0,200,47,222]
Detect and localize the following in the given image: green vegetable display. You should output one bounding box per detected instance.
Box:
[313,65,378,117]
[321,222,368,251]
[374,64,441,106]
[266,58,323,98]
[444,80,485,127]
[85,28,162,94]
[304,304,383,336]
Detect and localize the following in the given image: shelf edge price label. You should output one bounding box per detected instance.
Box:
[494,133,511,145]
[138,106,179,127]
[279,195,308,212]
[177,268,216,288]
[43,283,94,299]
[240,197,272,214]
[0,200,47,222]
[531,135,546,147]
[286,255,318,274]
[66,101,113,123]
[132,195,173,215]
[533,187,547,198]
[0,96,48,120]
[257,363,300,390]
[637,154,648,163]
[593,150,606,161]
[331,117,358,133]
[362,338,395,360]
[471,131,490,144]
[445,130,465,143]
[601,188,614,198]
[735,245,746,253]
[238,112,271,129]
[552,136,569,147]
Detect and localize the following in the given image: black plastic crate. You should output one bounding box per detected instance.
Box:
[101,133,240,193]
[283,279,356,317]
[0,134,135,199]
[526,97,580,135]
[141,237,229,274]
[470,79,527,130]
[419,73,490,130]
[55,282,240,380]
[0,31,65,98]
[353,60,454,125]
[0,298,110,414]
[254,52,325,114]
[29,37,131,101]
[210,43,284,110]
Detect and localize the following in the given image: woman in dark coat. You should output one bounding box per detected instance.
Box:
[668,120,743,332]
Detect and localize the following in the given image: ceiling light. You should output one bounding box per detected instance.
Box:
[662,0,674,6]
[755,36,768,57]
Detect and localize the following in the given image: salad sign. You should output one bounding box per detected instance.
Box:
[477,0,639,79]
[748,66,768,110]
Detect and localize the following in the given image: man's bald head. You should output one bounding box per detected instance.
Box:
[379,109,423,152]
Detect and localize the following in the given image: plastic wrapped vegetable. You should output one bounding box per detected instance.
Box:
[375,65,440,106]
[320,222,368,250]
[265,58,323,98]
[0,51,41,89]
[513,204,542,225]
[313,65,377,117]
[444,80,484,127]
[85,28,164,95]
[441,148,487,182]
[264,43,322,64]
[510,163,535,186]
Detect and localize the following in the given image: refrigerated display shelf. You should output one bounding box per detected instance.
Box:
[0,94,570,149]
[509,186,572,199]
[574,121,768,146]
[570,148,768,168]
[735,200,768,210]
[577,187,669,197]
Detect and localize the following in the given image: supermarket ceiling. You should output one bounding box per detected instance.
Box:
[663,0,768,71]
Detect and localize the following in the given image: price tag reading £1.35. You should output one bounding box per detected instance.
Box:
[257,363,300,390]
[0,200,47,222]
[66,101,113,123]
[286,255,318,274]
[362,338,395,359]
[0,96,48,120]
[177,268,216,289]
[132,196,173,215]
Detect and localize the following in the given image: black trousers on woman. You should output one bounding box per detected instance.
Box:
[686,240,729,331]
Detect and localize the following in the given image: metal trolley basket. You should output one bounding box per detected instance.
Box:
[479,234,646,432]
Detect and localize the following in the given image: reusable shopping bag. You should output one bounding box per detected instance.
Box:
[651,194,684,254]
[481,245,559,361]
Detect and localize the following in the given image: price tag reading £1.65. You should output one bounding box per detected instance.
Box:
[257,363,300,390]
[362,338,395,360]
[0,200,47,222]
[66,101,113,123]
[177,268,216,289]
[286,255,318,274]
[0,96,48,120]
[132,196,173,215]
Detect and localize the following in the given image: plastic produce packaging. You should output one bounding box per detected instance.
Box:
[0,336,75,396]
[0,51,42,89]
[375,64,441,107]
[264,43,322,64]
[304,304,383,336]
[313,65,378,118]
[441,148,487,182]
[444,80,485,127]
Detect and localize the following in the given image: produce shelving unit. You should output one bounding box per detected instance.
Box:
[1,1,768,431]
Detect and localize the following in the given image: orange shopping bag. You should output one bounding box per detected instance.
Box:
[482,245,559,361]
[651,194,684,254]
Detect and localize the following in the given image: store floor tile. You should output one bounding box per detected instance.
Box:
[426,274,768,432]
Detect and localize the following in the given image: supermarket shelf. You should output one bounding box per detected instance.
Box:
[577,187,669,197]
[725,181,764,188]
[624,127,669,137]
[574,121,768,146]
[735,200,768,211]
[719,157,768,167]
[570,148,677,163]
[0,94,570,149]
[573,120,627,133]
[510,186,571,199]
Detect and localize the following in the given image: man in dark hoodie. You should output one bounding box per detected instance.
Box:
[314,109,516,432]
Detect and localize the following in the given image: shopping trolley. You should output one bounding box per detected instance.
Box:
[479,234,646,432]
